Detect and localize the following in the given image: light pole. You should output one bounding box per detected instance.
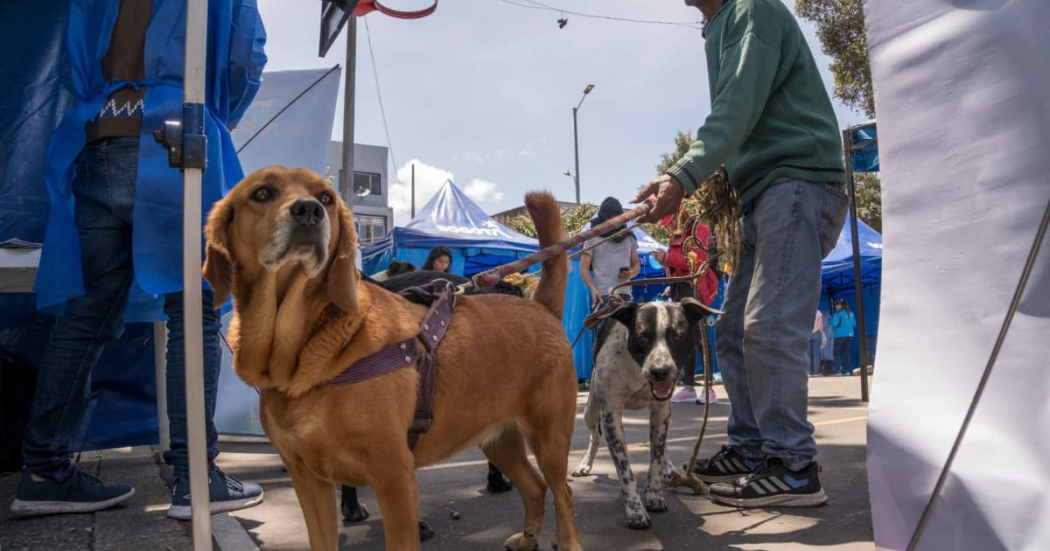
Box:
[562,169,577,193]
[572,84,595,204]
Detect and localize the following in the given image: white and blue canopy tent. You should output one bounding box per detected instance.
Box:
[361,180,539,277]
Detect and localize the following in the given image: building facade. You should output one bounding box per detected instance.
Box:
[328,141,393,246]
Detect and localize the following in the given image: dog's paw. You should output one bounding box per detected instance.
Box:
[570,463,592,477]
[418,520,436,542]
[341,503,370,524]
[643,489,668,513]
[625,500,652,530]
[503,531,540,551]
[626,509,652,530]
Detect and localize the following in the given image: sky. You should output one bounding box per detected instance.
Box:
[256,0,866,225]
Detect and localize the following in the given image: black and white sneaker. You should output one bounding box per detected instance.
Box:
[167,468,263,520]
[690,445,760,483]
[709,458,827,508]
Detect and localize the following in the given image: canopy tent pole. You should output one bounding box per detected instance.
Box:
[153,323,169,453]
[843,125,872,403]
[181,0,211,546]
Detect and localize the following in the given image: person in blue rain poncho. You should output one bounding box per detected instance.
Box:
[11,0,268,519]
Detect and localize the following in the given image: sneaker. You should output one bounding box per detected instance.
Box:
[690,445,759,483]
[10,467,135,516]
[709,457,827,508]
[167,468,264,520]
[670,386,698,403]
[696,387,719,405]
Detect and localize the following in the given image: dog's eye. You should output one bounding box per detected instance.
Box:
[670,331,684,343]
[251,187,274,203]
[637,333,652,345]
[317,192,334,206]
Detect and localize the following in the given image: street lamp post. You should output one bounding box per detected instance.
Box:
[572,84,595,204]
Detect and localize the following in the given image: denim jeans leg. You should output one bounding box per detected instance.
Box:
[162,290,222,478]
[21,139,137,480]
[716,219,765,459]
[742,180,847,469]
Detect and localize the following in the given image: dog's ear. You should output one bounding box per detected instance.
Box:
[680,297,724,326]
[608,301,639,328]
[203,198,235,308]
[327,204,360,313]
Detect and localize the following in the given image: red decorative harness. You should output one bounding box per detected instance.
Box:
[324,285,454,450]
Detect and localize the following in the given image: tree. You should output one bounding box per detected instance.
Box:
[507,203,598,238]
[656,131,697,175]
[853,172,882,233]
[795,0,875,118]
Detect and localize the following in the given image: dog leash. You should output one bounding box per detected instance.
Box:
[463,199,655,293]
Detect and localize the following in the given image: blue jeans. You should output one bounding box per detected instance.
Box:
[808,332,822,375]
[22,137,221,481]
[715,179,848,469]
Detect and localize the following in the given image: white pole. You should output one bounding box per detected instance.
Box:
[153,322,169,453]
[183,0,211,548]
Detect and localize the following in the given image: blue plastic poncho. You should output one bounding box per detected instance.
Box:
[35,0,266,319]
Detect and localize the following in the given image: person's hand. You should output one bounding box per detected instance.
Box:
[632,174,686,224]
[589,288,601,308]
[617,268,632,281]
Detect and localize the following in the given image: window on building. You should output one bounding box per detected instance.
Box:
[352,172,382,197]
[355,214,387,245]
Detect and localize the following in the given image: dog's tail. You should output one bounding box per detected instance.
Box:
[525,191,568,319]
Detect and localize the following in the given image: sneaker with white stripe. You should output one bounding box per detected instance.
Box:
[690,445,759,483]
[709,457,827,508]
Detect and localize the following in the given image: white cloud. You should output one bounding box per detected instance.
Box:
[389,160,505,224]
[390,159,454,217]
[464,179,505,203]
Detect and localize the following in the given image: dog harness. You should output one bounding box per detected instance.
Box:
[324,284,455,450]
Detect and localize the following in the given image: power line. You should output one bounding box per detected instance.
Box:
[496,0,703,30]
[363,17,402,186]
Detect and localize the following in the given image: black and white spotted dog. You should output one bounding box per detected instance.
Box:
[571,298,715,529]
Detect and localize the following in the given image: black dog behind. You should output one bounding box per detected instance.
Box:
[340,270,521,536]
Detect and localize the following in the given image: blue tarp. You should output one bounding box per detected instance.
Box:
[851,121,879,173]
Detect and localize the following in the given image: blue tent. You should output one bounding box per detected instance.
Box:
[362,181,539,276]
[822,214,883,294]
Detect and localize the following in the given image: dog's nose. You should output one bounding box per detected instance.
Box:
[290,198,325,227]
[650,368,673,382]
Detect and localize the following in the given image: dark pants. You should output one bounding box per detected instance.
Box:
[833,336,853,374]
[671,281,699,386]
[21,137,222,481]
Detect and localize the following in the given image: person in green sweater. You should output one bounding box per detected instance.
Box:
[634,0,849,508]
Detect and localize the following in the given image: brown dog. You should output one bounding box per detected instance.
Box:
[203,166,582,551]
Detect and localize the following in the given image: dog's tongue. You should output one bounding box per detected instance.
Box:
[652,380,675,399]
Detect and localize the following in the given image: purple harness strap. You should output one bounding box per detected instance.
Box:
[324,286,455,451]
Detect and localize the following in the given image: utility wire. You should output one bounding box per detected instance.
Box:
[363,17,402,183]
[496,0,703,30]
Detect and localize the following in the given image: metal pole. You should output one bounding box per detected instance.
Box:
[843,128,870,403]
[411,163,416,218]
[572,106,580,204]
[182,0,211,548]
[153,322,169,453]
[906,192,1050,551]
[341,16,358,208]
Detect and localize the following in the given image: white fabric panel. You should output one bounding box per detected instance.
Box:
[863,1,1050,550]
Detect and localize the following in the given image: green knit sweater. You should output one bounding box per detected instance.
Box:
[666,0,845,206]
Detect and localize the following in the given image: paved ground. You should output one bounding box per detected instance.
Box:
[0,376,873,550]
[220,376,874,551]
